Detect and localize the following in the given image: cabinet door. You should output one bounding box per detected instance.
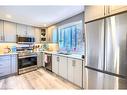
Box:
[37,53,43,67]
[27,26,35,37]
[17,24,27,36]
[52,28,58,43]
[47,27,53,43]
[67,58,74,83]
[109,6,127,15]
[0,20,4,42]
[4,21,17,42]
[59,56,68,79]
[0,56,11,77]
[35,27,41,43]
[52,55,59,74]
[47,26,57,43]
[85,5,105,22]
[74,59,82,87]
[11,54,17,74]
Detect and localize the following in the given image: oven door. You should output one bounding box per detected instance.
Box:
[18,55,37,69]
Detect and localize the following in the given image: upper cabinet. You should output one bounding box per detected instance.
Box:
[17,24,27,36]
[85,6,105,22]
[109,6,127,15]
[47,26,58,43]
[4,21,17,42]
[0,20,39,42]
[17,24,35,37]
[34,27,41,43]
[0,20,4,42]
[40,28,47,43]
[27,26,35,37]
[85,5,127,22]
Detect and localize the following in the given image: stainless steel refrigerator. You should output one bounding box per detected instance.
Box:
[85,12,127,89]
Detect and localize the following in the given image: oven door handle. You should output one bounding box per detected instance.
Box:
[18,55,37,59]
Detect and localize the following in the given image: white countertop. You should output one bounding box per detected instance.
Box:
[54,53,84,60]
[0,51,84,60]
[38,51,84,60]
[0,53,18,56]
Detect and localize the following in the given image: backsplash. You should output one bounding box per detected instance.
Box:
[0,43,17,54]
[0,43,59,54]
[34,43,59,52]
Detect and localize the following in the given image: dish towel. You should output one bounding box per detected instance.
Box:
[44,54,48,63]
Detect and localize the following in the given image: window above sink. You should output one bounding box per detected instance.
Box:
[58,21,84,53]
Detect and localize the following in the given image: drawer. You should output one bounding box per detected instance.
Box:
[0,60,11,67]
[0,66,11,77]
[0,55,11,60]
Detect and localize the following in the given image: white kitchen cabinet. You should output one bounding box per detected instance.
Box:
[35,27,41,43]
[68,58,83,87]
[0,55,11,77]
[52,54,59,74]
[0,55,18,77]
[0,20,4,42]
[4,21,17,42]
[47,26,53,43]
[37,52,43,68]
[73,59,82,87]
[17,24,27,36]
[27,26,35,37]
[47,26,57,43]
[85,6,105,22]
[11,54,17,74]
[109,6,127,15]
[85,5,127,22]
[67,58,74,82]
[58,56,68,79]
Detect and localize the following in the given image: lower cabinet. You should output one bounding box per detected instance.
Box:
[52,54,83,88]
[52,54,59,74]
[0,56,11,77]
[37,52,43,68]
[58,56,68,79]
[11,54,18,74]
[68,58,83,87]
[0,54,18,77]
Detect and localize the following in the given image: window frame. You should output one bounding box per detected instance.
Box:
[58,20,83,52]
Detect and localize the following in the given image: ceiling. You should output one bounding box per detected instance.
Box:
[0,6,84,27]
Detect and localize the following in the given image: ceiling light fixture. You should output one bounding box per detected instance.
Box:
[43,24,47,27]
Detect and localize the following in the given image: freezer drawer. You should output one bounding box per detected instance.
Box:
[85,67,127,89]
[85,68,104,89]
[104,73,127,89]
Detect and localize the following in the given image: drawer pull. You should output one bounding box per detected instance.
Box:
[72,60,76,66]
[57,57,59,62]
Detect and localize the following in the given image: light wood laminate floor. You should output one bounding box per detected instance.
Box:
[0,68,80,89]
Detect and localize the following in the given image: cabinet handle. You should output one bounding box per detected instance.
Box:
[104,5,106,15]
[0,36,1,40]
[72,60,76,66]
[57,57,59,62]
[0,36,2,41]
[3,36,5,41]
[108,6,110,14]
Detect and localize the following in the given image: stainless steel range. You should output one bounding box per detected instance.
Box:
[17,45,37,74]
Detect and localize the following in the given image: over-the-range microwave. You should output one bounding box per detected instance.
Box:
[16,35,35,44]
